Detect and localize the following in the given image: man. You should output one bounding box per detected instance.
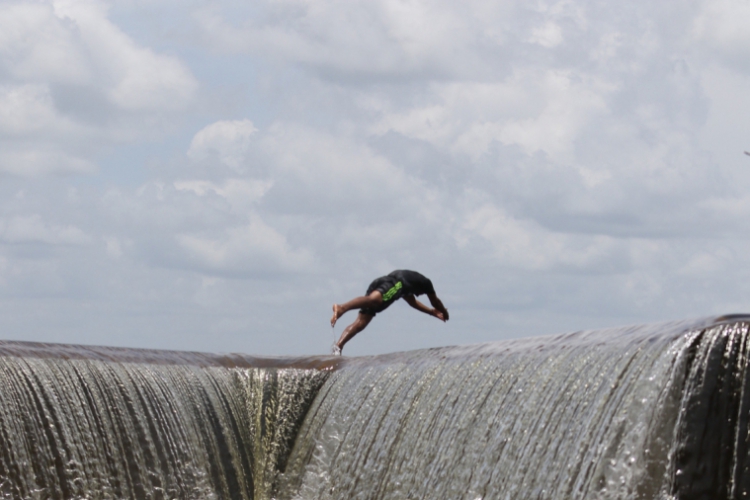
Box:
[330,270,449,355]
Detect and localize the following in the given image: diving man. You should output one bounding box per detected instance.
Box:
[330,270,449,355]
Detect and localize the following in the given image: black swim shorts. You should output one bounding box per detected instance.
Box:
[359,275,406,316]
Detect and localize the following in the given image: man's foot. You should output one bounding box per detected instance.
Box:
[331,344,342,356]
[331,304,343,327]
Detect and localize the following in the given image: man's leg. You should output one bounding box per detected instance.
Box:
[331,291,383,327]
[335,312,374,353]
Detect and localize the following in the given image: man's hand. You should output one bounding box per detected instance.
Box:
[426,292,449,321]
[406,294,449,322]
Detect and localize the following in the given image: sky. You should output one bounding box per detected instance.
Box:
[0,0,749,357]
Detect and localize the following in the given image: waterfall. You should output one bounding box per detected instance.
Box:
[279,318,750,500]
[0,342,334,500]
[0,317,749,499]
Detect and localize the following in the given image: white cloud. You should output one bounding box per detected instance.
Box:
[0,0,197,110]
[187,120,259,171]
[52,0,197,110]
[0,3,91,84]
[0,84,96,174]
[259,122,426,208]
[458,202,619,271]
[178,214,313,273]
[104,236,124,259]
[678,248,732,277]
[174,178,272,204]
[371,71,612,162]
[693,0,750,67]
[0,84,86,138]
[0,148,95,176]
[529,21,563,48]
[0,215,89,245]
[0,84,61,135]
[194,0,496,79]
[0,0,198,176]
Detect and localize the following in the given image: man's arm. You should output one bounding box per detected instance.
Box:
[427,292,449,321]
[404,294,448,322]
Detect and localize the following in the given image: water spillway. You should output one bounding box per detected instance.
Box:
[0,344,336,500]
[1,317,750,499]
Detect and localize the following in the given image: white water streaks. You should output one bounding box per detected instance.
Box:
[0,343,333,500]
[280,319,750,500]
[0,317,749,499]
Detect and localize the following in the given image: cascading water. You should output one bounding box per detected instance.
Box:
[0,343,334,500]
[0,317,749,499]
[280,322,688,500]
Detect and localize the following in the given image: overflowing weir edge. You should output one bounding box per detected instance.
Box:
[2,313,747,369]
[0,339,347,371]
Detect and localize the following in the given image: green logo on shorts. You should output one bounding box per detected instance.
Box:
[382,281,402,301]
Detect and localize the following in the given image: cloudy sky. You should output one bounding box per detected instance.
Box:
[0,0,749,356]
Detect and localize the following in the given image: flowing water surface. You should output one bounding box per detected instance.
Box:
[0,317,749,499]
